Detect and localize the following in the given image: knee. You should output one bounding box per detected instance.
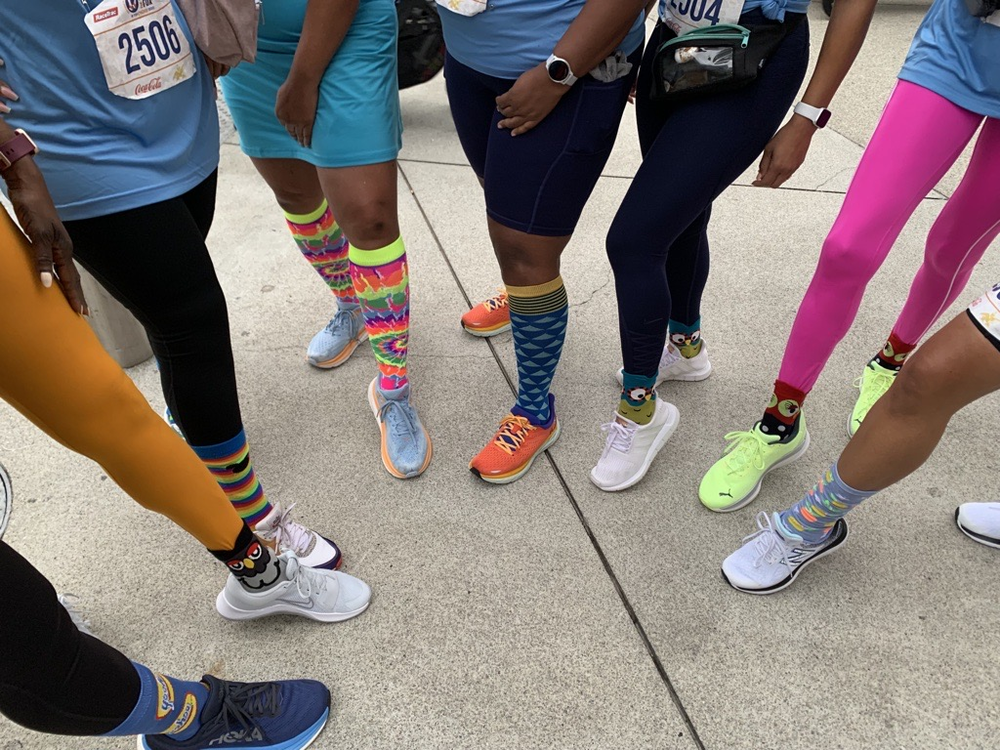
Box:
[271,186,325,216]
[817,230,874,283]
[884,349,946,417]
[606,214,644,272]
[339,198,397,248]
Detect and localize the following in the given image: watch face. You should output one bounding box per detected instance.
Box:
[816,109,832,128]
[548,59,570,82]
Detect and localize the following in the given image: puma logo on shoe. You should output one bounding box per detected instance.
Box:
[719,491,733,498]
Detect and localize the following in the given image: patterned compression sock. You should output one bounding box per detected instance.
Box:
[759,380,806,442]
[210,522,284,592]
[103,663,209,740]
[349,237,409,391]
[284,202,359,306]
[507,277,569,426]
[669,317,703,358]
[618,372,657,425]
[192,430,272,527]
[873,330,916,371]
[777,462,877,543]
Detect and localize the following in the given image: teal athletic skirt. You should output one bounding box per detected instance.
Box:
[221,0,403,168]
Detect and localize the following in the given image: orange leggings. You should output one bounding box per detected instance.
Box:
[0,210,242,552]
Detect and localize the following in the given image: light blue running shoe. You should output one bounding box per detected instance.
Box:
[367,378,432,479]
[307,305,367,369]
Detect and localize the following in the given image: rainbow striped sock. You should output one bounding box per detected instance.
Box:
[192,430,272,527]
[349,237,409,391]
[285,201,358,306]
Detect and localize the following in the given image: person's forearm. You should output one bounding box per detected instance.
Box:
[0,116,15,144]
[553,0,648,76]
[797,0,877,113]
[287,0,360,85]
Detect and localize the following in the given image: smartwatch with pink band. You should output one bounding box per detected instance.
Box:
[0,129,39,171]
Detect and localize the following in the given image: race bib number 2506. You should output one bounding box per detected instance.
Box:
[84,0,196,100]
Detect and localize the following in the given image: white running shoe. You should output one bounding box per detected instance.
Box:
[956,503,1000,549]
[216,552,371,623]
[615,343,712,387]
[254,503,342,570]
[721,512,849,595]
[590,400,680,492]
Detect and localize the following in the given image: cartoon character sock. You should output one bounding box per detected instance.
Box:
[284,202,359,307]
[669,317,703,359]
[618,372,657,426]
[759,380,806,443]
[872,330,916,372]
[778,462,876,544]
[210,522,284,592]
[507,277,569,426]
[192,430,272,527]
[349,237,409,391]
[103,663,209,740]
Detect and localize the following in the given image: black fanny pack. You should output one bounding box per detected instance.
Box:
[965,0,1000,17]
[651,15,804,100]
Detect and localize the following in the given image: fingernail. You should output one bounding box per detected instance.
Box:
[40,272,52,288]
[0,104,9,114]
[1,87,18,101]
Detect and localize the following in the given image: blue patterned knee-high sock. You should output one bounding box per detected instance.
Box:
[507,277,569,426]
[778,462,877,543]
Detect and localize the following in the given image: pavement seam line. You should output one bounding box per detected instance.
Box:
[398,162,707,750]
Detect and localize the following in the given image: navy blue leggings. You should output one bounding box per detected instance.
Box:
[607,11,809,376]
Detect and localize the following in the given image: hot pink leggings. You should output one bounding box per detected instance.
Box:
[779,80,1000,392]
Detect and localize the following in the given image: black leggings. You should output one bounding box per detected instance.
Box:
[607,12,809,376]
[0,540,138,735]
[65,173,243,446]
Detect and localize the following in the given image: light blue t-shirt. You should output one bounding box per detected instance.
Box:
[658,0,810,25]
[439,1,646,80]
[0,0,219,221]
[899,0,1000,120]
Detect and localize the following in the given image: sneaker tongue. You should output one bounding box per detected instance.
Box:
[380,383,410,401]
[195,675,228,728]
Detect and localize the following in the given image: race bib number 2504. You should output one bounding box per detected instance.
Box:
[84,0,196,100]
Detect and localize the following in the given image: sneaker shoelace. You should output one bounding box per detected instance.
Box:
[202,680,282,739]
[325,307,360,337]
[493,415,534,456]
[745,512,793,569]
[287,556,332,600]
[659,346,681,372]
[600,420,636,457]
[57,593,93,636]
[378,398,420,443]
[256,503,315,558]
[481,289,508,313]
[853,366,896,411]
[721,427,773,473]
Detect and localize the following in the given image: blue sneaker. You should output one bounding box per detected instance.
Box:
[366,378,432,479]
[306,305,367,369]
[140,674,330,750]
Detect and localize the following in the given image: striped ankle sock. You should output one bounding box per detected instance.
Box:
[778,462,877,544]
[192,430,272,527]
[507,277,569,426]
[284,201,359,306]
[348,237,409,391]
[669,317,703,358]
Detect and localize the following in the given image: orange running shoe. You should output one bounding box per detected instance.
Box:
[461,289,511,337]
[469,396,560,484]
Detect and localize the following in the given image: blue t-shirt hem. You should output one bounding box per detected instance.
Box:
[55,156,220,222]
[897,68,1000,121]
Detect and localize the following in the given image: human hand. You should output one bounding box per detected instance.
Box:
[753,115,816,189]
[202,52,231,79]
[496,63,569,137]
[275,75,319,148]
[0,58,21,114]
[4,158,88,314]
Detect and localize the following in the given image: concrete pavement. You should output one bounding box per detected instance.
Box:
[3,3,1000,749]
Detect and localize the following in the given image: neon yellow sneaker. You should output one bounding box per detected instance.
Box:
[699,414,810,512]
[849,361,897,437]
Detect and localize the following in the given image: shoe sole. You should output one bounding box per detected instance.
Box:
[955,508,1000,549]
[590,403,681,492]
[367,379,434,480]
[701,430,811,513]
[137,705,331,750]
[0,462,9,542]
[721,520,850,595]
[307,329,368,369]
[615,361,713,387]
[470,421,561,485]
[215,590,371,623]
[462,321,511,338]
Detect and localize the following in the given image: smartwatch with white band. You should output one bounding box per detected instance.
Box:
[793,101,832,129]
[546,55,578,86]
